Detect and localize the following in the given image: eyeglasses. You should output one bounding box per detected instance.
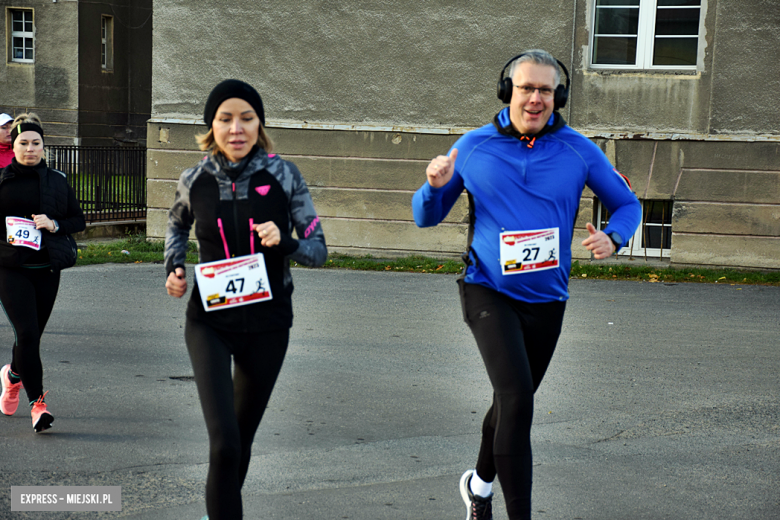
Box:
[515,85,555,99]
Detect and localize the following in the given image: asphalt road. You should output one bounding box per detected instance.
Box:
[0,264,778,519]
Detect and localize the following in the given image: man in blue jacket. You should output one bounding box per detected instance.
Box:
[413,49,641,520]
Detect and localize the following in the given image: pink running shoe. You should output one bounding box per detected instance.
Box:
[0,364,23,416]
[31,391,54,433]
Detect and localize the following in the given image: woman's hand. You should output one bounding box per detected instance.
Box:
[31,214,56,232]
[166,267,187,298]
[253,222,281,247]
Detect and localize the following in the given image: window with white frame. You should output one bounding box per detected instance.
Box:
[101,15,114,70]
[10,9,35,63]
[591,0,702,69]
[596,199,673,258]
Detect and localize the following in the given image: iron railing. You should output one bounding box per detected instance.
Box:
[46,146,146,223]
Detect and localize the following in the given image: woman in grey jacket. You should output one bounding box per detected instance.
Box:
[164,80,327,520]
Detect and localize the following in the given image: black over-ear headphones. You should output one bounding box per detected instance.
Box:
[497,53,570,110]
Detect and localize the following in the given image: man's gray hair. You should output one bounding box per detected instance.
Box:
[508,49,561,87]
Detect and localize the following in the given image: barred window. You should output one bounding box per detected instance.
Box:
[596,199,673,258]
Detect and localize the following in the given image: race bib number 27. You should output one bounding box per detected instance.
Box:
[6,217,42,251]
[500,227,559,275]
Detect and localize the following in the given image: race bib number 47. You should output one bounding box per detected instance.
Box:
[6,217,42,251]
[500,227,559,275]
[194,253,272,312]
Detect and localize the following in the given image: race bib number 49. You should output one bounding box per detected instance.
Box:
[500,227,559,275]
[6,217,42,251]
[194,253,272,312]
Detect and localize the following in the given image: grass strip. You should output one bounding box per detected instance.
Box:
[75,236,779,286]
[75,234,198,266]
[568,260,780,286]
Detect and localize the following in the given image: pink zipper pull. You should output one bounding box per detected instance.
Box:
[217,218,231,259]
[249,218,255,255]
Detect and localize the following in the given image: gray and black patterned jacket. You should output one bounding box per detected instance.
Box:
[164,148,327,332]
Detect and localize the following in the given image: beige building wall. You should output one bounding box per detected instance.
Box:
[146,119,606,261]
[146,121,472,258]
[147,0,780,270]
[614,140,780,269]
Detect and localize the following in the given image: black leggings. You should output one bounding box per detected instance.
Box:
[0,266,60,403]
[459,281,566,520]
[184,318,289,520]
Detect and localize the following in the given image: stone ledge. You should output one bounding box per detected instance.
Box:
[73,221,146,241]
[670,233,780,270]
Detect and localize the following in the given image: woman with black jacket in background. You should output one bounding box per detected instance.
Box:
[0,113,85,433]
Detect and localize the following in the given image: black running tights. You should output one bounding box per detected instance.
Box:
[0,266,60,403]
[459,280,566,520]
[185,318,289,520]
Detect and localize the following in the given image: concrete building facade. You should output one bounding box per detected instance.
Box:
[146,0,780,270]
[1,0,152,146]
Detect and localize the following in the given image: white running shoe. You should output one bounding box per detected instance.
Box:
[459,469,493,520]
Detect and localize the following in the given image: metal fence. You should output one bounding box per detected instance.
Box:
[46,146,146,223]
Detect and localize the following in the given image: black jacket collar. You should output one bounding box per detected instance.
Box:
[492,110,567,142]
[1,158,48,183]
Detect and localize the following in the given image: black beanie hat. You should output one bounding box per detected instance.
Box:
[203,79,265,129]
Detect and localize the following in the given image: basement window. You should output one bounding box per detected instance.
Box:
[596,199,673,258]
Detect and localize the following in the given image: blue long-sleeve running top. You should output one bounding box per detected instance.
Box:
[413,108,641,303]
